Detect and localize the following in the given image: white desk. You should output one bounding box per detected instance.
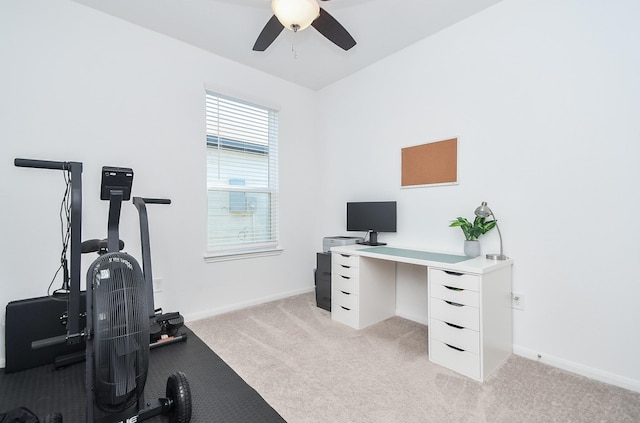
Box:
[330,244,513,382]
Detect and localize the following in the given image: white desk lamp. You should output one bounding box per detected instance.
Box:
[474,201,508,260]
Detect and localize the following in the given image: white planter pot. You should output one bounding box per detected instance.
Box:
[464,240,481,257]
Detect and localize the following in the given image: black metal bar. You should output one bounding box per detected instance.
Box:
[31,334,68,350]
[133,197,155,317]
[93,398,171,423]
[54,350,86,369]
[14,158,68,170]
[54,332,188,369]
[107,191,124,253]
[139,198,171,205]
[137,398,173,420]
[68,161,82,337]
[133,197,171,318]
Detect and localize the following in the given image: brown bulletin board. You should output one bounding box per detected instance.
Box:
[401,138,458,187]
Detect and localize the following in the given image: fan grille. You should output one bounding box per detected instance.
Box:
[90,252,149,411]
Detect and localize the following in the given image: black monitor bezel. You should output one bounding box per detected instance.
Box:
[346,201,397,233]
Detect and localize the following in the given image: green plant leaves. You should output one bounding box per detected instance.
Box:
[449,215,495,240]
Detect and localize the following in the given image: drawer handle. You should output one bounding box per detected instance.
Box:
[340,275,351,280]
[340,306,351,311]
[340,254,351,258]
[340,290,350,295]
[444,321,463,329]
[444,285,463,292]
[445,300,464,307]
[340,264,351,269]
[444,270,463,276]
[444,343,465,352]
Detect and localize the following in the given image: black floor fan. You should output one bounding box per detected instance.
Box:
[15,159,192,423]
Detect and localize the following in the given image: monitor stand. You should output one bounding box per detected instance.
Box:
[357,231,386,246]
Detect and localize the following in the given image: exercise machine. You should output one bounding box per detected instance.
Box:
[15,159,192,423]
[81,197,188,351]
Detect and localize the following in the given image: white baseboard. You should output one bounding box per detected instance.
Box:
[513,345,640,393]
[183,287,315,323]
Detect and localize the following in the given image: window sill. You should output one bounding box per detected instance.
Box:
[204,247,283,263]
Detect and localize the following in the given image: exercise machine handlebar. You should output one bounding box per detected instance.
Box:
[32,328,85,350]
[135,198,171,205]
[133,197,171,318]
[31,334,69,350]
[14,158,81,171]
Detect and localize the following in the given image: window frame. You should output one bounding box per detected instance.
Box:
[204,91,281,262]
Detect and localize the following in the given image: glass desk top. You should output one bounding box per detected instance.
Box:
[361,246,470,264]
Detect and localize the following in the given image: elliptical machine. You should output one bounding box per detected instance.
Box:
[15,159,192,423]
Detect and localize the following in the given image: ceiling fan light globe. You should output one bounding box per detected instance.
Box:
[271,0,320,32]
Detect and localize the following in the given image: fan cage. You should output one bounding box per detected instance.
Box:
[90,252,149,411]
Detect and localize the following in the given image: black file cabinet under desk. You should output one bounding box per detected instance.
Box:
[315,252,331,311]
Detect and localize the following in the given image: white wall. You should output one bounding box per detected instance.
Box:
[316,0,640,391]
[0,0,321,366]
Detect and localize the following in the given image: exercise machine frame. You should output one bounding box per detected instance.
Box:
[15,159,191,423]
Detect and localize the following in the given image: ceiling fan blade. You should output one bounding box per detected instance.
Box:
[253,15,285,51]
[311,8,356,51]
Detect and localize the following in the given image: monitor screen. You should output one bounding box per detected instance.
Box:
[346,201,397,233]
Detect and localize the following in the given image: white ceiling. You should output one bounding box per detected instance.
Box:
[73,0,503,90]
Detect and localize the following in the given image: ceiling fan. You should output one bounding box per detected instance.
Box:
[253,0,356,52]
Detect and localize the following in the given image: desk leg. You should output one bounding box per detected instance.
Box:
[358,257,396,328]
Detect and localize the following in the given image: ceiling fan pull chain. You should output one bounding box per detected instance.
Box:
[291,43,298,60]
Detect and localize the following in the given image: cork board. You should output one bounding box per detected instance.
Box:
[401,138,457,187]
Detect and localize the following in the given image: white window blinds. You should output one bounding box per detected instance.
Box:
[205,91,279,255]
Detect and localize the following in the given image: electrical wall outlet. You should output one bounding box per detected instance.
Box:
[512,292,524,310]
[153,277,163,293]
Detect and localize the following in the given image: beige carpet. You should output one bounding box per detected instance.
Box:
[188,293,640,423]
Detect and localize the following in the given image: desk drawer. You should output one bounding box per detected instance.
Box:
[333,253,359,268]
[430,283,479,308]
[332,289,359,310]
[429,318,479,354]
[429,269,479,291]
[430,339,480,380]
[333,274,359,295]
[332,302,359,329]
[332,264,359,279]
[430,298,479,331]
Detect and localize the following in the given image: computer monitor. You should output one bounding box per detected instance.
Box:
[346,201,397,246]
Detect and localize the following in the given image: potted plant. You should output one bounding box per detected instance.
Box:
[449,216,496,257]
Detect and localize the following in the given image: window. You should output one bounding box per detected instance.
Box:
[205,91,279,258]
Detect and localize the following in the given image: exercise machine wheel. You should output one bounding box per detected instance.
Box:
[166,371,192,423]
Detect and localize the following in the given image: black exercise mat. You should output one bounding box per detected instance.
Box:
[0,326,287,422]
